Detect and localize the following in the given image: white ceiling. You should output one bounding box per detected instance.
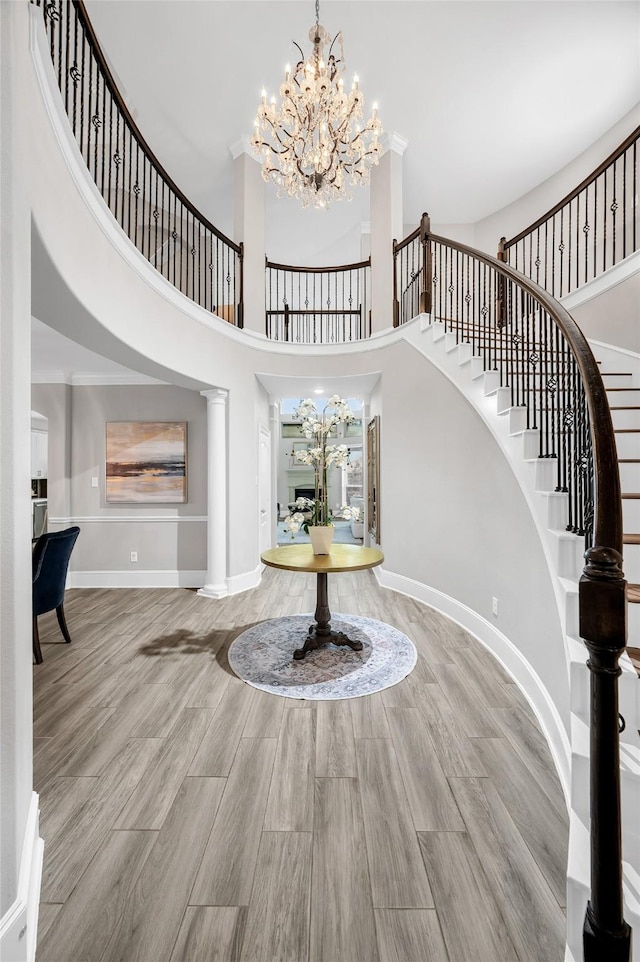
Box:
[84,0,640,263]
[33,0,640,383]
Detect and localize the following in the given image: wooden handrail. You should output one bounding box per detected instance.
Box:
[266,257,371,274]
[393,225,419,255]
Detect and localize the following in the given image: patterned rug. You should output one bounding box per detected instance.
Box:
[228,613,417,700]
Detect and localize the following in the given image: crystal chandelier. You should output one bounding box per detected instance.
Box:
[251,0,383,210]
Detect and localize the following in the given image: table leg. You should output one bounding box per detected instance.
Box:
[293,572,364,660]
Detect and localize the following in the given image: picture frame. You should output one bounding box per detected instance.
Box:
[105,421,187,503]
[367,416,380,542]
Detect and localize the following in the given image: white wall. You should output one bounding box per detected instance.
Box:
[31,383,208,582]
[569,268,640,355]
[474,103,640,257]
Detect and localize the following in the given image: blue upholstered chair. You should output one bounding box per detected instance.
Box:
[32,526,80,664]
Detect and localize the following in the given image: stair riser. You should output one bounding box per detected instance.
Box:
[628,601,640,645]
[622,498,640,530]
[606,389,640,405]
[558,536,585,581]
[600,375,634,387]
[619,462,640,490]
[622,544,640,583]
[610,409,640,429]
[615,433,640,459]
[545,493,569,530]
[534,458,559,492]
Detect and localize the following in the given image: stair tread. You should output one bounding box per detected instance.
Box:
[627,584,640,603]
[607,387,640,392]
[609,406,640,411]
[622,493,640,499]
[626,647,640,678]
[618,459,640,464]
[624,534,640,544]
[614,429,640,433]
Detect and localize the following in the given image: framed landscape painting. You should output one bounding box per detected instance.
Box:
[106,421,187,503]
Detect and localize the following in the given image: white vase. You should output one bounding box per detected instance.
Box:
[309,524,334,555]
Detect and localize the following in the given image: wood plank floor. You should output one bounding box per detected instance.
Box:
[33,569,568,962]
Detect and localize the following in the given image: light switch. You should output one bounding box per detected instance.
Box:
[91,477,99,487]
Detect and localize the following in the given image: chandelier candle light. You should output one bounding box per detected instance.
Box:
[251,0,383,209]
[284,395,360,554]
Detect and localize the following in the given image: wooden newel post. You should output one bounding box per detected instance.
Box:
[392,239,400,327]
[419,212,432,315]
[580,546,631,962]
[237,241,244,329]
[496,236,507,329]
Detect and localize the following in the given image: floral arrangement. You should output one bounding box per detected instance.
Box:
[283,395,360,537]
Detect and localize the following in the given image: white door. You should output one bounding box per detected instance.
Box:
[258,425,271,553]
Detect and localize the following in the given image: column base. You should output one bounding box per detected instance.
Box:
[197,582,228,600]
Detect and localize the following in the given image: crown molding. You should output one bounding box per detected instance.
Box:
[380,132,409,157]
[229,135,258,161]
[31,372,168,386]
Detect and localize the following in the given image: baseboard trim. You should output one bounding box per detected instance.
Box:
[375,567,571,803]
[68,570,206,588]
[0,793,43,962]
[227,564,263,596]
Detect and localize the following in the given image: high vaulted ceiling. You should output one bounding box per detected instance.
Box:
[83,0,640,265]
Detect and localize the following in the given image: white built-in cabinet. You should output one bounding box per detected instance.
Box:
[31,429,48,479]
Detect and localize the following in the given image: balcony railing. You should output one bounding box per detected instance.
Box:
[393,216,431,326]
[265,258,371,343]
[33,0,243,326]
[500,126,639,299]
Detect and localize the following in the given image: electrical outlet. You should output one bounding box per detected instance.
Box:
[130,551,138,563]
[491,596,499,617]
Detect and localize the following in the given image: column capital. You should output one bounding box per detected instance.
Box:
[379,132,409,157]
[201,388,228,404]
[229,135,259,161]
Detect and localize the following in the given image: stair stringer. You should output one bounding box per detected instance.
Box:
[403,314,640,960]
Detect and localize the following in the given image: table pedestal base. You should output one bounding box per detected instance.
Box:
[293,625,363,660]
[293,571,364,661]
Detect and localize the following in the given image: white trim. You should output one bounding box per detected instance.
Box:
[31,372,167,386]
[229,135,257,160]
[380,131,409,156]
[49,515,207,525]
[561,250,640,311]
[227,564,263,596]
[68,569,206,588]
[589,337,640,363]
[374,566,571,803]
[0,793,43,962]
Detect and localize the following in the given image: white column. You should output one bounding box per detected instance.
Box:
[1,5,41,961]
[270,402,280,546]
[198,389,229,599]
[370,132,408,334]
[229,137,265,335]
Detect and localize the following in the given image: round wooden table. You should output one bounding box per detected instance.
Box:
[260,544,384,660]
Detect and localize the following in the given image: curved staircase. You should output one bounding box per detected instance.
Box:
[402,313,640,959]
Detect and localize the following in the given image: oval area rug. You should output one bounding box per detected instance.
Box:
[228,613,417,700]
